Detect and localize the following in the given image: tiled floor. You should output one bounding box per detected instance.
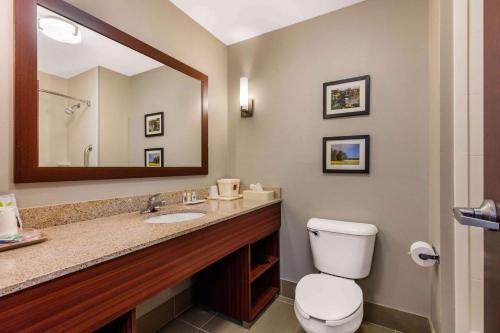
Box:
[157,297,400,333]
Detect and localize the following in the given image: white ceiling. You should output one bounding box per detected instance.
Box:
[169,0,365,45]
[37,6,163,79]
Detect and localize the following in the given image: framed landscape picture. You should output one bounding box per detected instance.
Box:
[144,148,164,167]
[144,112,164,137]
[323,75,370,118]
[323,135,370,174]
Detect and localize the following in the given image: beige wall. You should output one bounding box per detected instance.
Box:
[128,66,202,167]
[40,63,202,168]
[99,67,130,166]
[38,72,70,166]
[0,0,228,207]
[67,67,99,166]
[228,0,431,316]
[38,69,99,167]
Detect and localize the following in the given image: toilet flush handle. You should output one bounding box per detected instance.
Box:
[309,229,319,236]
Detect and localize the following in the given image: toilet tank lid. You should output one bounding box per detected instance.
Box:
[307,218,378,236]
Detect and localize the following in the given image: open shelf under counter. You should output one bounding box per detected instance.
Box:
[250,255,279,283]
[250,259,280,320]
[251,286,280,319]
[195,227,281,325]
[249,231,280,321]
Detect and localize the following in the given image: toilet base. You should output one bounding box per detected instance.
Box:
[294,302,363,333]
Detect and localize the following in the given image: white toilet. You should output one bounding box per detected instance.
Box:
[294,218,378,333]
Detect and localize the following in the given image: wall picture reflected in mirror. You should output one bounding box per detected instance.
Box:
[145,112,164,137]
[145,148,164,168]
[36,5,201,168]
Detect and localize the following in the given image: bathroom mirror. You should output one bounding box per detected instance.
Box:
[15,0,208,182]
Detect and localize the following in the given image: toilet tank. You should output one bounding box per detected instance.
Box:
[307,218,378,279]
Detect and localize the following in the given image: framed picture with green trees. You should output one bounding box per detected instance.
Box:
[323,135,370,174]
[323,75,370,118]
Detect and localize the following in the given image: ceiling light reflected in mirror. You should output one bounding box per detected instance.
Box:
[38,16,82,44]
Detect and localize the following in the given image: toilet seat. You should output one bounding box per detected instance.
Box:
[295,273,363,324]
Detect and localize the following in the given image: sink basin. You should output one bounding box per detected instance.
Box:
[144,212,206,224]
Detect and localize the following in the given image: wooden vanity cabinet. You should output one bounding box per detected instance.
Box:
[0,203,281,332]
[93,310,136,333]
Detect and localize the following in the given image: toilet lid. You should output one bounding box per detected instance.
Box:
[295,274,362,322]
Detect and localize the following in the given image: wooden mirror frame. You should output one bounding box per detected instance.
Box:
[14,0,208,183]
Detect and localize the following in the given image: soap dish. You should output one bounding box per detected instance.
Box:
[183,199,207,205]
[207,194,243,201]
[0,229,47,252]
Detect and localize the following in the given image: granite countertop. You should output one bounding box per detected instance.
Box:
[0,198,281,297]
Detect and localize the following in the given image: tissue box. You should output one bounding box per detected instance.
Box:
[243,190,275,201]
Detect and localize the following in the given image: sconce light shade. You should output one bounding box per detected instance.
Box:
[240,77,253,118]
[240,77,249,109]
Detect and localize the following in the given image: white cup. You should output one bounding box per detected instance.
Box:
[209,185,219,198]
[0,206,19,236]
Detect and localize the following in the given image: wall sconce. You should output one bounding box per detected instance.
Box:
[240,77,254,118]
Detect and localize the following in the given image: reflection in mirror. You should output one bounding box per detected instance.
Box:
[37,6,202,168]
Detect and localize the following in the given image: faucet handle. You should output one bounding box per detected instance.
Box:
[141,194,164,214]
[149,193,161,201]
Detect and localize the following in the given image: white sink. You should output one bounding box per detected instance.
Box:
[144,212,206,224]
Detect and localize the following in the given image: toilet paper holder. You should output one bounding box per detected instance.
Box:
[408,242,440,267]
[418,253,440,264]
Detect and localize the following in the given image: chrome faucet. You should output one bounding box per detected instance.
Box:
[141,193,166,214]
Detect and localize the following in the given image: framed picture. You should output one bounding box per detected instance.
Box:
[323,75,370,119]
[144,112,164,137]
[323,135,370,174]
[144,148,164,167]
